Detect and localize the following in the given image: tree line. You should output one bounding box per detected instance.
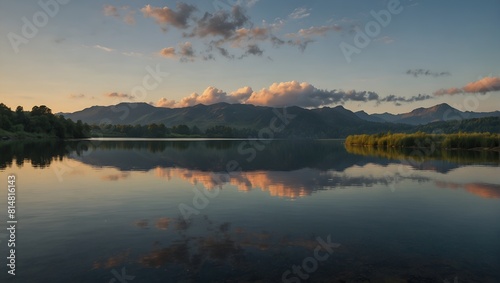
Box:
[345,132,500,149]
[0,104,260,139]
[93,124,258,138]
[0,103,90,139]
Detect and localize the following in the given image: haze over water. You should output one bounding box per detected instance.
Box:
[1,139,499,282]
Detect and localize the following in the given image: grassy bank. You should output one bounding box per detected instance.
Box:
[345,132,500,150]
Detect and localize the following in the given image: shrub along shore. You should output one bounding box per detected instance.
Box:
[345,132,500,150]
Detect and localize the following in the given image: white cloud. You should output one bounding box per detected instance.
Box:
[289,7,311,20]
[156,81,431,108]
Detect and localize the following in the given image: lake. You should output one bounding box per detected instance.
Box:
[1,139,499,282]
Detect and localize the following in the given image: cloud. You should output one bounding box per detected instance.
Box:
[240,44,263,57]
[296,25,341,37]
[123,11,136,25]
[376,36,394,44]
[433,87,463,96]
[246,0,260,8]
[216,46,234,59]
[434,76,500,96]
[136,2,344,60]
[406,69,451,78]
[179,42,195,60]
[88,44,143,57]
[141,3,196,29]
[121,51,143,57]
[93,45,114,52]
[289,7,311,20]
[191,6,249,39]
[159,42,196,62]
[203,26,272,58]
[159,47,176,58]
[463,76,500,93]
[158,86,249,108]
[284,25,341,51]
[156,81,433,108]
[156,98,177,108]
[287,38,315,52]
[103,5,119,17]
[245,81,382,107]
[69,94,85,99]
[380,93,433,103]
[104,92,134,100]
[103,5,136,25]
[230,27,270,46]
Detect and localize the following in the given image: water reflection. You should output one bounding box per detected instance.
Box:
[2,139,498,172]
[436,181,500,199]
[1,139,498,200]
[2,139,389,171]
[93,215,342,282]
[1,139,499,282]
[345,143,500,166]
[154,167,430,198]
[0,140,68,169]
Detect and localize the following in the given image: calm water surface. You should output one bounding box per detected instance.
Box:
[0,139,499,282]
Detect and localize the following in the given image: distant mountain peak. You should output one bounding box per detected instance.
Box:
[430,103,454,111]
[359,103,499,125]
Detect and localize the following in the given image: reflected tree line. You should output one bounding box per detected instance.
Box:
[1,139,498,171]
[345,144,500,165]
[0,140,69,169]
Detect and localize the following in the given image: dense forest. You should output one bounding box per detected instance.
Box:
[0,103,258,139]
[0,103,90,139]
[413,116,500,134]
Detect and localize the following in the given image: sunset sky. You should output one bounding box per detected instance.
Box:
[1,0,499,114]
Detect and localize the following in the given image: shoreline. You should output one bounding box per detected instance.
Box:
[345,143,500,152]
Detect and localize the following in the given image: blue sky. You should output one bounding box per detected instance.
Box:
[0,0,499,113]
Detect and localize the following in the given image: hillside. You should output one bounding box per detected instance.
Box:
[61,103,500,138]
[358,103,500,125]
[63,102,415,138]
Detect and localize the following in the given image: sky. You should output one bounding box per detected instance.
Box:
[0,0,499,114]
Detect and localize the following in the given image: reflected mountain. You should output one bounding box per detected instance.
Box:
[69,139,390,172]
[155,167,429,198]
[61,140,497,174]
[3,139,497,173]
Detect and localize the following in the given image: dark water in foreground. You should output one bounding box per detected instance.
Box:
[0,139,499,282]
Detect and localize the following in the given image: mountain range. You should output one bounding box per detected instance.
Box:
[62,103,500,137]
[356,103,500,125]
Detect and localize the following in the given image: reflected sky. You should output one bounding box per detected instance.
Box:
[0,139,499,282]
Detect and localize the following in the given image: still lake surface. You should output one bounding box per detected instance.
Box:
[1,139,499,282]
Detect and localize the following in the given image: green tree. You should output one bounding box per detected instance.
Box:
[172,124,190,135]
[0,103,13,130]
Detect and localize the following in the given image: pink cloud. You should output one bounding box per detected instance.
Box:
[434,76,500,96]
